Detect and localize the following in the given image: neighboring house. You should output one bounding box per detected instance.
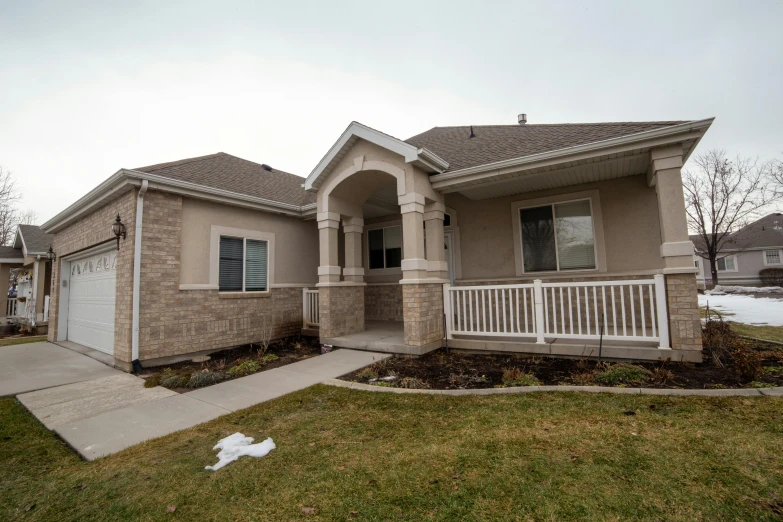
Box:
[693,213,783,287]
[0,225,54,331]
[42,117,712,371]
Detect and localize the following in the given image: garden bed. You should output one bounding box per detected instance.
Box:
[340,339,783,390]
[141,336,322,391]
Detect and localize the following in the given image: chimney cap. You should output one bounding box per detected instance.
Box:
[518,114,527,125]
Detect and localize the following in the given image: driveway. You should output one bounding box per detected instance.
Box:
[0,341,119,396]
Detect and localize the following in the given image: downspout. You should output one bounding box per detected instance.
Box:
[31,256,40,328]
[131,180,148,373]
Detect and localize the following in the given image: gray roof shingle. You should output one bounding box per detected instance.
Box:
[690,214,783,252]
[134,153,315,207]
[0,246,23,259]
[405,121,690,172]
[18,225,53,254]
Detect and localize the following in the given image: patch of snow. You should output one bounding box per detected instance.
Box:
[708,285,783,295]
[205,432,276,471]
[368,376,397,383]
[698,293,783,326]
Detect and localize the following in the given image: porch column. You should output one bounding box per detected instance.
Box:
[399,194,444,352]
[649,146,702,354]
[317,212,341,284]
[342,216,364,283]
[424,202,448,281]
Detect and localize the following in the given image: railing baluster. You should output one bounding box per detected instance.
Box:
[639,284,646,337]
[620,286,627,337]
[592,287,598,334]
[515,288,520,334]
[523,288,529,333]
[567,287,573,334]
[550,288,557,334]
[630,285,637,337]
[576,289,582,335]
[469,290,474,332]
[461,290,467,332]
[544,287,549,334]
[649,284,656,338]
[502,288,507,333]
[611,286,617,337]
[494,289,500,333]
[559,287,566,335]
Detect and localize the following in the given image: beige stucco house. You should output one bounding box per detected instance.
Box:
[42,116,713,371]
[1,225,53,332]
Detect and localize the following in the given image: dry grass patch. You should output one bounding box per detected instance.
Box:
[1,388,783,521]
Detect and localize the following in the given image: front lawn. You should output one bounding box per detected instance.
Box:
[0,335,47,348]
[2,388,783,521]
[730,322,783,344]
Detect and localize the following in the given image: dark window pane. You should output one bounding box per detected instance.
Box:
[444,213,451,227]
[368,229,384,269]
[245,239,268,291]
[219,236,243,291]
[520,206,557,272]
[386,248,402,268]
[384,227,401,268]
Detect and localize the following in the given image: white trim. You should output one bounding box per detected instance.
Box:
[0,258,24,264]
[762,249,783,266]
[511,190,606,276]
[661,241,695,258]
[270,283,318,288]
[131,180,148,363]
[209,225,275,291]
[304,121,449,191]
[430,118,714,190]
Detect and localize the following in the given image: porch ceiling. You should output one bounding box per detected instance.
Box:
[453,149,656,200]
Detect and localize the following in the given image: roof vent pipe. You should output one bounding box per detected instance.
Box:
[518,114,527,125]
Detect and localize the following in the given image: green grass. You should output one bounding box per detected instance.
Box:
[2,388,783,521]
[729,323,783,344]
[0,335,47,348]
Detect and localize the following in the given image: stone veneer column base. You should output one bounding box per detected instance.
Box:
[319,285,365,339]
[665,273,702,353]
[402,283,444,347]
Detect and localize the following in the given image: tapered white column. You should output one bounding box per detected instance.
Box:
[342,216,364,283]
[317,212,341,284]
[424,203,447,281]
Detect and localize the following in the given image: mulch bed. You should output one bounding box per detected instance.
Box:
[340,340,783,390]
[141,336,322,392]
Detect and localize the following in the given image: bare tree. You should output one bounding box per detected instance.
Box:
[0,167,21,245]
[683,149,780,285]
[17,209,38,226]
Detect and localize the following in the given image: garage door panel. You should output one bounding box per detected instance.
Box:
[67,250,117,355]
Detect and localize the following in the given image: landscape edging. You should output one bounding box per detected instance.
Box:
[323,379,783,397]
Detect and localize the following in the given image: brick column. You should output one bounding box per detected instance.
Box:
[402,283,443,348]
[319,285,364,339]
[665,273,702,352]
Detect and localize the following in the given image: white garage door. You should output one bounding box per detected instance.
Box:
[67,250,117,355]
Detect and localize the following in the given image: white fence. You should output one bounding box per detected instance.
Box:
[6,298,17,318]
[302,288,320,327]
[444,275,669,348]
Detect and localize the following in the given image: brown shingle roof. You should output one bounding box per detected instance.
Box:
[725,213,783,249]
[18,225,53,254]
[405,121,690,172]
[134,153,315,207]
[0,246,23,259]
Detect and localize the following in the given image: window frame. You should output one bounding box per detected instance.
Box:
[367,224,402,271]
[208,226,275,294]
[716,255,738,272]
[218,235,269,293]
[511,190,606,276]
[763,249,783,266]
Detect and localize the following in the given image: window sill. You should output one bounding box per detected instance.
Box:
[218,291,271,299]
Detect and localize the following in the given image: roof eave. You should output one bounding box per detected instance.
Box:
[303,121,449,192]
[430,118,715,190]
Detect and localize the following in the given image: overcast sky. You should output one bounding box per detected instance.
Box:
[2,0,782,224]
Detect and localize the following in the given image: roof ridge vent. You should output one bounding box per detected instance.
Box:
[261,164,273,171]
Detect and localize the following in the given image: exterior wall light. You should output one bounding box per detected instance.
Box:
[112,214,127,250]
[47,246,56,261]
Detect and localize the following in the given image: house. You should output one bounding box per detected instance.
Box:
[693,213,783,287]
[0,225,54,331]
[42,116,712,371]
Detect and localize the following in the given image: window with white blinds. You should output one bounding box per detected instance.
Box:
[519,199,596,272]
[219,236,268,292]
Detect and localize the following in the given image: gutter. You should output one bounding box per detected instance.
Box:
[131,180,148,372]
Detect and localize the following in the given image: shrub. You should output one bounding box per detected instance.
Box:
[702,320,740,367]
[650,365,675,385]
[357,368,378,381]
[398,377,430,389]
[143,375,161,388]
[501,367,541,387]
[186,370,226,388]
[569,371,596,385]
[759,267,783,286]
[594,363,650,386]
[226,360,260,378]
[731,343,762,381]
[159,368,189,389]
[260,353,279,365]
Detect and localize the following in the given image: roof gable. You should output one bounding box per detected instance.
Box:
[16,225,54,255]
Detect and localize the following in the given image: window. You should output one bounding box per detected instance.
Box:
[765,250,781,265]
[716,256,736,272]
[219,236,268,292]
[444,213,451,227]
[519,199,596,272]
[368,226,402,270]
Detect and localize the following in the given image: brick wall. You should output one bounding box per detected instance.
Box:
[402,283,444,347]
[365,284,403,321]
[665,273,702,352]
[47,189,137,363]
[319,285,364,338]
[136,191,304,360]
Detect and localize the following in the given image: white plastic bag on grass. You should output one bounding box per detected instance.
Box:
[205,432,276,471]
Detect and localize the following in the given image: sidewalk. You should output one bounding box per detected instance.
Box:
[43,349,388,460]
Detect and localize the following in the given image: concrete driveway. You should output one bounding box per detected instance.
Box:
[0,341,119,396]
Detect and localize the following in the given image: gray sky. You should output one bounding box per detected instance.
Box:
[2,0,782,224]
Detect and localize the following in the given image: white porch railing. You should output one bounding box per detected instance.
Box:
[444,275,669,348]
[6,298,17,318]
[302,288,320,327]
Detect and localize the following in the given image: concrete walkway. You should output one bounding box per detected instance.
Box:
[49,349,389,460]
[0,341,120,396]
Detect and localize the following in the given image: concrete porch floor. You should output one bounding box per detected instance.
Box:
[322,320,442,356]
